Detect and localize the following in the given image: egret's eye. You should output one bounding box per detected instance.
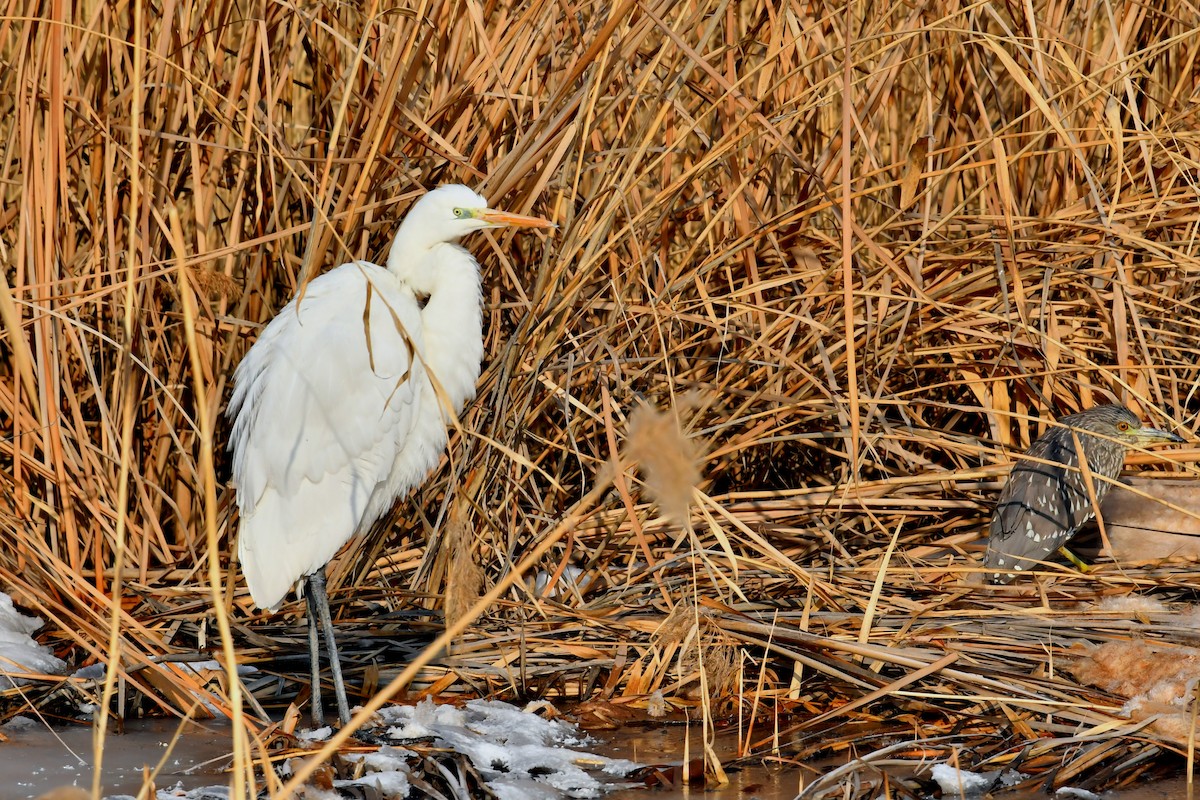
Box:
[453,208,467,218]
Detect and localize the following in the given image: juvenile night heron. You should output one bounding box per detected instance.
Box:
[984,405,1183,583]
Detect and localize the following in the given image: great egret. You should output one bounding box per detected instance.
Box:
[228,184,553,726]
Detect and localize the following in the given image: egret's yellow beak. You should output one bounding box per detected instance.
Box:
[474,208,556,229]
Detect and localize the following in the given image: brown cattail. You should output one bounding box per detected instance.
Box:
[444,502,483,636]
[626,400,703,523]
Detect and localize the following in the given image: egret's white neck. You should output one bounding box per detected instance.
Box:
[416,245,485,417]
[386,220,436,277]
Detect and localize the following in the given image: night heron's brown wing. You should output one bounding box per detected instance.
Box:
[983,423,1124,581]
[983,405,1182,583]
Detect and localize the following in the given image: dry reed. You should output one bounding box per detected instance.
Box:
[3,0,1200,795]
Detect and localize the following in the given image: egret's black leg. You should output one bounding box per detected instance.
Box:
[305,582,325,727]
[306,568,351,726]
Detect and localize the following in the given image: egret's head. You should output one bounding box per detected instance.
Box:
[397,184,554,247]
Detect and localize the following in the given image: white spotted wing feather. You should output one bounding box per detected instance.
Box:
[985,427,1113,577]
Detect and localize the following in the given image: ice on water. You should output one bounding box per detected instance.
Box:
[366,698,639,798]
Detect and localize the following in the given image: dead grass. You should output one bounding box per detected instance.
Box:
[3,0,1200,796]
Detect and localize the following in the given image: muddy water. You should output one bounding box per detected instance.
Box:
[598,725,1192,800]
[1,717,1192,799]
[0,718,232,799]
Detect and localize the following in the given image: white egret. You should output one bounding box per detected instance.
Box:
[227,184,553,726]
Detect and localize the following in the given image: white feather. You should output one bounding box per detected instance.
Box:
[228,262,430,608]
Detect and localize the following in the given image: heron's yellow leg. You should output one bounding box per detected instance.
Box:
[1059,546,1092,573]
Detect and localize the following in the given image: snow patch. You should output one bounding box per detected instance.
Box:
[1055,787,1102,800]
[0,592,66,688]
[930,763,992,796]
[371,698,638,798]
[929,763,1023,797]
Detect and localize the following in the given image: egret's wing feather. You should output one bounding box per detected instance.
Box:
[228,262,425,608]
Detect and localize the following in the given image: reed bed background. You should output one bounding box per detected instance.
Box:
[4,0,1200,795]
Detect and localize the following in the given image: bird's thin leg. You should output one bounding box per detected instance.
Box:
[307,568,352,726]
[1058,546,1092,573]
[305,582,326,728]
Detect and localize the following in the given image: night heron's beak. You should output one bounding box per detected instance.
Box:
[474,208,556,229]
[1133,425,1185,445]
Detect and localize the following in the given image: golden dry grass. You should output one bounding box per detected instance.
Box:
[3,0,1200,795]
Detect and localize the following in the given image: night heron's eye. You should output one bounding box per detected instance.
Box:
[1117,420,1131,431]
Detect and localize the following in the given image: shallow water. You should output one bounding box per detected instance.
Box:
[0,718,232,800]
[3,716,1194,800]
[598,725,1193,800]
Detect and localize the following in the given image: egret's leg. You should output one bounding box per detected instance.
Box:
[305,583,325,727]
[307,568,351,726]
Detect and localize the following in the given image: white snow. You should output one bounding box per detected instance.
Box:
[71,663,106,680]
[297,725,334,744]
[108,784,230,800]
[370,698,640,798]
[928,763,1026,796]
[930,763,995,796]
[0,592,66,688]
[1055,788,1101,800]
[336,748,412,798]
[2,714,40,732]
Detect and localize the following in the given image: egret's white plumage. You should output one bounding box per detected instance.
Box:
[227,184,552,724]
